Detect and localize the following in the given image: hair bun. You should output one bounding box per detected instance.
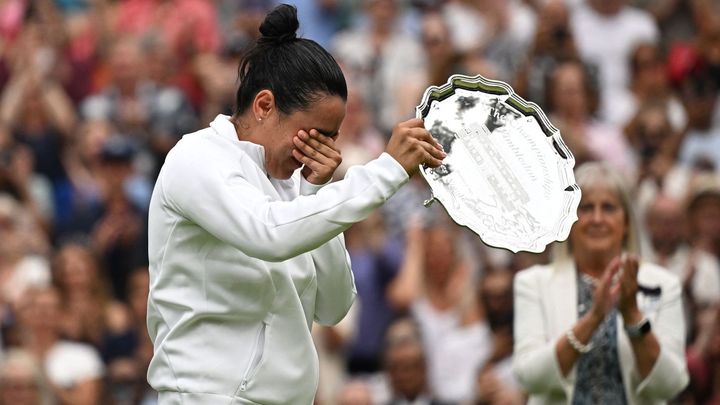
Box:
[258,4,299,45]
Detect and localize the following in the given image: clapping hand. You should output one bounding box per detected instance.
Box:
[589,254,641,322]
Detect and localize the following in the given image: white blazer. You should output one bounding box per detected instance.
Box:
[512,260,689,405]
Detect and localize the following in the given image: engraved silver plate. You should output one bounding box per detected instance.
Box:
[416,74,581,253]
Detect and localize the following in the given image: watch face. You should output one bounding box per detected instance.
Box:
[627,318,651,337]
[639,319,652,334]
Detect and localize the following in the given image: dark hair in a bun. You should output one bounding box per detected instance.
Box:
[235,4,347,115]
[258,4,298,45]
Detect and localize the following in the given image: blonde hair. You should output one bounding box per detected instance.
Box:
[553,162,641,264]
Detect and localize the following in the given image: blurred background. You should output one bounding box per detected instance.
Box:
[0,0,718,404]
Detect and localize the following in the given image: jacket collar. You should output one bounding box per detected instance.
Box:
[209,114,267,174]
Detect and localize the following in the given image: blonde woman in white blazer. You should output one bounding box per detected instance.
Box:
[513,162,688,404]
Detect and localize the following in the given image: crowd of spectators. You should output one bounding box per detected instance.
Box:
[0,0,718,404]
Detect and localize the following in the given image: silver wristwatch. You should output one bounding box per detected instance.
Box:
[624,317,651,338]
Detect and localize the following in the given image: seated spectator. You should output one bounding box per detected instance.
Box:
[468,270,525,405]
[0,348,55,405]
[686,174,720,259]
[546,59,635,177]
[382,317,453,405]
[686,305,720,405]
[337,379,374,405]
[14,286,104,405]
[332,0,425,134]
[614,43,686,131]
[570,0,659,123]
[644,194,720,308]
[514,0,577,108]
[672,45,720,171]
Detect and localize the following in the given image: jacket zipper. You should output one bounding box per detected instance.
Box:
[239,322,267,392]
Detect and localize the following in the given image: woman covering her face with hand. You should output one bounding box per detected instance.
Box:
[513,162,688,404]
[145,4,446,405]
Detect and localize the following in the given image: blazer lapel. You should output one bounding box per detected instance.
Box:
[548,259,578,338]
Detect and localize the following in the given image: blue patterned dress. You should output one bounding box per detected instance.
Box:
[571,273,628,405]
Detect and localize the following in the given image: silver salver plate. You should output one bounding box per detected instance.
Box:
[416,74,581,253]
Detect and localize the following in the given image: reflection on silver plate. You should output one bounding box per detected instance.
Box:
[416,74,581,253]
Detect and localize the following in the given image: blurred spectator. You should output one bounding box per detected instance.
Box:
[343,212,403,375]
[103,266,155,405]
[475,0,537,83]
[0,194,51,314]
[314,310,357,405]
[441,0,487,57]
[468,271,524,405]
[0,1,717,403]
[686,174,720,259]
[332,0,426,134]
[0,348,55,405]
[112,0,221,64]
[627,101,696,220]
[633,0,695,49]
[546,59,635,176]
[337,379,374,405]
[644,194,720,308]
[388,214,487,403]
[55,118,110,239]
[514,0,577,108]
[418,11,460,88]
[334,87,386,180]
[570,0,659,123]
[672,45,720,171]
[80,36,198,177]
[616,42,687,131]
[686,305,720,405]
[381,317,453,405]
[90,147,146,300]
[0,141,55,228]
[52,243,119,347]
[14,286,104,405]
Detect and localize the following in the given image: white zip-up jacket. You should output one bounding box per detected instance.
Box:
[147,115,409,404]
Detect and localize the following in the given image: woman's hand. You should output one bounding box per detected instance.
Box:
[293,129,342,185]
[618,254,641,321]
[589,256,623,321]
[385,118,446,176]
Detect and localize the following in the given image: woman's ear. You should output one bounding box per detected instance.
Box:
[252,90,275,122]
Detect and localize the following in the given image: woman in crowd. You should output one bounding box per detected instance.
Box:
[513,162,688,404]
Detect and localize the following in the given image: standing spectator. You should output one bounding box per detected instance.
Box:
[513,0,577,108]
[80,36,198,178]
[332,0,426,134]
[513,162,689,404]
[615,43,687,131]
[344,212,403,375]
[546,59,635,176]
[388,214,488,403]
[570,0,659,124]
